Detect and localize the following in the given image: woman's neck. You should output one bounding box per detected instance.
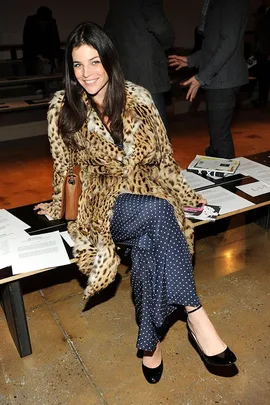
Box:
[93,98,104,114]
[90,99,111,130]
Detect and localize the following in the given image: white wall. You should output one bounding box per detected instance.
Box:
[0,0,263,51]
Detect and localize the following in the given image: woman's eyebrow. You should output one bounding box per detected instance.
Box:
[89,55,99,61]
[73,56,100,63]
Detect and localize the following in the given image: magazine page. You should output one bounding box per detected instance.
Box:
[188,155,240,175]
[184,204,221,222]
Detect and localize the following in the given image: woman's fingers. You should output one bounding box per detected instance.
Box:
[36,209,47,215]
[33,203,49,214]
[199,198,207,205]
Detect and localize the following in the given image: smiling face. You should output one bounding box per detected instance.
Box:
[72,44,109,107]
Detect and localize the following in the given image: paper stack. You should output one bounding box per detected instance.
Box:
[0,209,71,274]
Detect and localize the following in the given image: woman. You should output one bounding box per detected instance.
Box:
[34,22,236,384]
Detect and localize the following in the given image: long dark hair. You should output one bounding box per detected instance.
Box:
[59,21,126,148]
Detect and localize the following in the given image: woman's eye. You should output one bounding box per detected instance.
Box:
[73,63,81,68]
[92,60,100,65]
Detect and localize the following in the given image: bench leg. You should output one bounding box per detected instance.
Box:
[256,206,270,229]
[1,281,32,357]
[43,80,50,98]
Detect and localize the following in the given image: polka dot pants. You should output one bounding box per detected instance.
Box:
[110,193,200,352]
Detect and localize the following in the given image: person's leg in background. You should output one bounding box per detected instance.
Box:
[24,57,46,95]
[151,93,170,139]
[256,53,270,107]
[204,88,238,159]
[265,59,270,107]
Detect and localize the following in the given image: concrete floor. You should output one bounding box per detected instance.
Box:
[0,105,270,405]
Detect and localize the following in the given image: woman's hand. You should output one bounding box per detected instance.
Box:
[33,202,50,215]
[198,198,207,206]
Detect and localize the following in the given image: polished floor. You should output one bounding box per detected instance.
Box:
[0,104,270,405]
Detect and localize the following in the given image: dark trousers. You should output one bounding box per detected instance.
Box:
[256,52,270,107]
[204,87,239,159]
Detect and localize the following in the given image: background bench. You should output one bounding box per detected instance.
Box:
[0,73,63,141]
[0,73,62,107]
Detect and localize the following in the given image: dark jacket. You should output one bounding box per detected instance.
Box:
[104,0,175,94]
[187,0,249,89]
[23,13,60,62]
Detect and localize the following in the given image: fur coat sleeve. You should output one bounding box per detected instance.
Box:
[45,90,69,219]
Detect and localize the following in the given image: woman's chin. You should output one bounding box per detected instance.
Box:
[83,85,98,95]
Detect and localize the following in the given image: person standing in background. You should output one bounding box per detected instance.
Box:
[23,6,61,76]
[252,1,270,108]
[169,0,249,159]
[104,0,174,134]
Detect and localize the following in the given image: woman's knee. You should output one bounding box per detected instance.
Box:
[147,197,175,220]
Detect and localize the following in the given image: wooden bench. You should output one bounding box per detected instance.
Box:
[0,59,24,76]
[0,73,62,87]
[0,208,69,357]
[0,73,62,95]
[0,44,24,65]
[192,151,270,228]
[0,98,51,113]
[0,73,62,113]
[0,43,65,60]
[1,152,269,357]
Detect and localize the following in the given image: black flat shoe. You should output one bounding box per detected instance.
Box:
[142,361,163,384]
[187,321,237,367]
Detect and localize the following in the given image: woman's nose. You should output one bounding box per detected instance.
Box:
[82,66,92,78]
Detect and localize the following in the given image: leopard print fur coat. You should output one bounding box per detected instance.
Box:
[46,81,202,298]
